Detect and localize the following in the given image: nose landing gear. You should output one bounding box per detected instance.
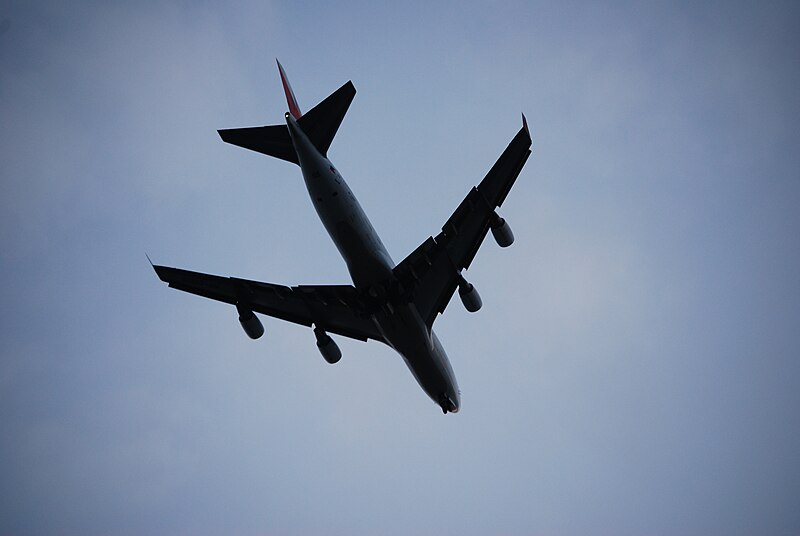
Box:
[438,394,458,414]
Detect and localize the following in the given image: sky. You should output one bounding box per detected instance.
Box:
[1,1,799,534]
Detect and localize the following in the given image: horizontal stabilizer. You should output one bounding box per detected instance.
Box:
[298,80,356,157]
[217,80,355,162]
[217,124,298,164]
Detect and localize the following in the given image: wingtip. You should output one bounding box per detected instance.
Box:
[146,254,168,282]
[521,113,529,135]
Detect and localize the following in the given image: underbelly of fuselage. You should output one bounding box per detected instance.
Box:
[297,155,458,411]
[372,302,459,410]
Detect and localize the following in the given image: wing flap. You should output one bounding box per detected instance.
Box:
[394,237,460,328]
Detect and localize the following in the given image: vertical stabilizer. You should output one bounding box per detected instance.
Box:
[277,59,302,119]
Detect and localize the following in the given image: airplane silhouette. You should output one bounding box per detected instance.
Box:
[152,61,532,413]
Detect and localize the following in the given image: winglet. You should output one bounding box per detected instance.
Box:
[146,253,169,283]
[277,59,302,119]
[521,113,529,135]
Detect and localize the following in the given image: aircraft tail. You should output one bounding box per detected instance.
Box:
[218,61,356,164]
[277,59,302,120]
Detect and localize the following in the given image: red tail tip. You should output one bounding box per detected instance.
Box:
[276,59,302,119]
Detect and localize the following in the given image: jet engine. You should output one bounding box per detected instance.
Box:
[314,326,342,364]
[490,213,514,248]
[237,305,264,339]
[458,276,482,312]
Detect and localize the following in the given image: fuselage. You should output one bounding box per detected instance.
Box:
[285,114,460,413]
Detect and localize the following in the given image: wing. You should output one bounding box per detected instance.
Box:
[152,265,384,342]
[392,117,532,327]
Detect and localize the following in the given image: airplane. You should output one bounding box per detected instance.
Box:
[152,61,532,414]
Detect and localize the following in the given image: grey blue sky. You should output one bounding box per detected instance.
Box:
[2,1,799,534]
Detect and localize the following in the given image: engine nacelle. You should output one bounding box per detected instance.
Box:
[490,214,514,248]
[314,327,342,364]
[237,305,264,340]
[458,280,483,313]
